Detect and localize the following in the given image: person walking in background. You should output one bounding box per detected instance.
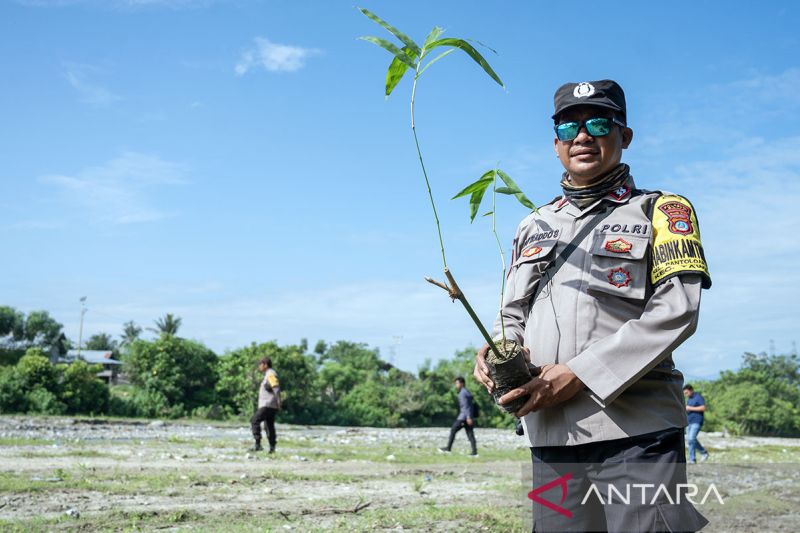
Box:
[439,377,478,456]
[684,384,710,463]
[250,357,281,453]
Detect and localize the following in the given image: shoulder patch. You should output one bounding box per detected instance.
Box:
[651,195,711,288]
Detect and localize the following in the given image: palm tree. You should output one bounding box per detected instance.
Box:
[151,313,182,337]
[120,321,142,349]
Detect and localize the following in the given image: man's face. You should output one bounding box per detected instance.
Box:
[683,389,691,398]
[258,362,267,373]
[454,380,463,391]
[553,106,633,186]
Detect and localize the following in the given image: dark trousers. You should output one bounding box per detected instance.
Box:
[446,418,477,454]
[530,428,708,533]
[250,406,277,448]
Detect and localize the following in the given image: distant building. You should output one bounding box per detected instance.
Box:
[60,350,125,385]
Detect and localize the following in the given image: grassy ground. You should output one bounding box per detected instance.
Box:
[0,417,798,532]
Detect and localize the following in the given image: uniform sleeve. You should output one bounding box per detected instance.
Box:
[267,372,280,390]
[492,225,544,346]
[566,274,703,407]
[651,195,711,289]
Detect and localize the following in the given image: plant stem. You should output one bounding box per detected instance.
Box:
[491,170,507,345]
[411,64,447,270]
[443,269,504,360]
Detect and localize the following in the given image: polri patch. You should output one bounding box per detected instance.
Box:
[658,200,694,235]
[608,268,632,288]
[522,246,543,257]
[604,238,633,254]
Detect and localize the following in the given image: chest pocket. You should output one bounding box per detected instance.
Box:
[587,231,649,300]
[511,239,557,302]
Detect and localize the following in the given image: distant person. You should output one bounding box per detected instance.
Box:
[684,384,709,463]
[250,357,281,453]
[439,377,478,456]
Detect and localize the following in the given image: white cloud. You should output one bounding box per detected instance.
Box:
[235,37,321,75]
[63,63,121,107]
[657,135,800,378]
[39,152,188,224]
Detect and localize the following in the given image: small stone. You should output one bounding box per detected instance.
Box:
[65,508,80,518]
[149,420,165,427]
[239,473,247,479]
[386,454,396,461]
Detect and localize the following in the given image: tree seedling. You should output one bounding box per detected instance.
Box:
[358,8,537,411]
[453,168,536,412]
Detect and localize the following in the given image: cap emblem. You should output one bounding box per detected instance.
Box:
[573,82,595,98]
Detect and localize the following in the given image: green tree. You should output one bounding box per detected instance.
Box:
[61,361,109,414]
[119,321,142,354]
[85,332,117,351]
[125,336,217,415]
[701,352,800,436]
[151,313,182,337]
[0,306,25,341]
[216,341,320,423]
[23,311,64,351]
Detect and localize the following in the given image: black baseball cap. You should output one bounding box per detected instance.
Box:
[552,80,627,124]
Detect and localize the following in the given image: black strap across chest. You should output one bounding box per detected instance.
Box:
[528,201,619,307]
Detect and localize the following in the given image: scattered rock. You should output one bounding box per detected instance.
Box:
[65,508,80,518]
[386,454,396,461]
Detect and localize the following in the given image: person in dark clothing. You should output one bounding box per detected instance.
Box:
[439,377,478,456]
[684,384,709,463]
[249,357,281,453]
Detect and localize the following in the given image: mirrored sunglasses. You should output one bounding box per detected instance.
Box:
[554,117,626,141]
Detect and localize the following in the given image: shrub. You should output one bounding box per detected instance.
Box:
[125,336,217,413]
[61,361,109,415]
[0,367,27,413]
[26,386,66,415]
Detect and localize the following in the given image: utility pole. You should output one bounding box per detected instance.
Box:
[77,296,87,360]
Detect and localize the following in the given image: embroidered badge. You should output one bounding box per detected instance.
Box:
[573,82,595,98]
[658,201,694,235]
[522,246,543,257]
[604,238,633,254]
[608,268,632,288]
[608,185,631,201]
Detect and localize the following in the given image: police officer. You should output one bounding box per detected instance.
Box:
[474,80,711,532]
[250,357,281,453]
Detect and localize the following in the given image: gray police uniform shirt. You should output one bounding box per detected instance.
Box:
[258,368,280,409]
[494,179,711,447]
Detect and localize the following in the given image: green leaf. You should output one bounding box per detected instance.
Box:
[452,171,494,199]
[359,36,417,68]
[468,188,489,222]
[453,170,495,222]
[416,48,456,78]
[482,211,494,217]
[358,7,420,55]
[495,186,520,195]
[427,38,504,88]
[423,26,444,50]
[385,46,418,97]
[466,38,498,55]
[497,169,536,210]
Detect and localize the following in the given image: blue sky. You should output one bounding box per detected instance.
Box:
[1,0,798,380]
